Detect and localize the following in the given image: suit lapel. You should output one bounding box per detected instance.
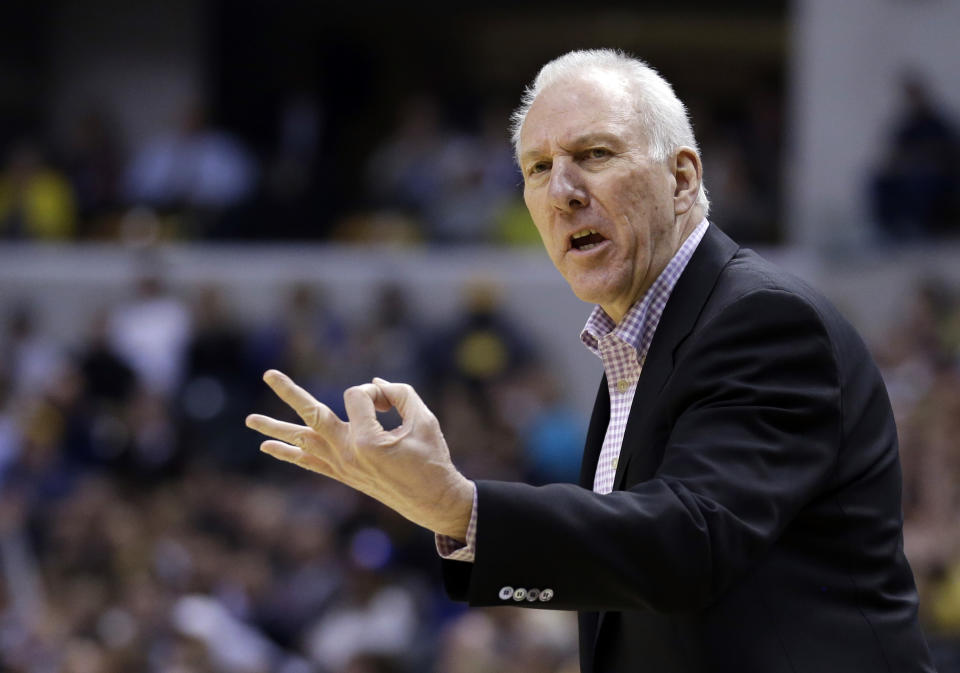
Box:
[579,376,610,489]
[587,225,740,662]
[611,224,740,490]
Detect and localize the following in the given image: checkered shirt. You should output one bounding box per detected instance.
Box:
[438,219,709,560]
[581,219,708,493]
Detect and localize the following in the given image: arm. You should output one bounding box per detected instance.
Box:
[447,289,841,612]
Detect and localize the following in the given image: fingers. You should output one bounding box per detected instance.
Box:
[370,386,393,413]
[259,439,302,462]
[343,383,384,437]
[257,371,426,450]
[372,378,426,419]
[263,369,320,417]
[259,440,335,476]
[245,414,326,451]
[263,370,346,442]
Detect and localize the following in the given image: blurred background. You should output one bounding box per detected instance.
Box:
[1,0,959,671]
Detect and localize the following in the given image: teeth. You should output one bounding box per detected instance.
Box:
[579,243,598,251]
[571,229,599,240]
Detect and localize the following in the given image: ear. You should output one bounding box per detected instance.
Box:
[671,147,702,216]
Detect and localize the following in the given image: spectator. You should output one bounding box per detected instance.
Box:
[0,141,77,241]
[365,94,447,221]
[180,285,253,468]
[1,305,68,399]
[249,282,351,420]
[107,268,191,399]
[124,104,258,237]
[76,309,137,409]
[870,72,960,242]
[352,283,425,389]
[421,281,531,396]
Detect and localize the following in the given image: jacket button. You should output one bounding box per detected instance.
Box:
[539,588,554,602]
[526,588,540,601]
[498,586,514,600]
[616,379,629,393]
[512,588,527,601]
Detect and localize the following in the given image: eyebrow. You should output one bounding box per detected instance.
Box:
[568,132,622,148]
[519,147,547,165]
[520,132,623,164]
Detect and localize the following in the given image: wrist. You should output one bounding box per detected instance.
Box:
[434,476,474,541]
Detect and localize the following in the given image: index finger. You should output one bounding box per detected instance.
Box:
[343,383,385,440]
[263,369,347,441]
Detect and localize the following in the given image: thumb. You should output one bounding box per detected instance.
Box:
[372,378,425,419]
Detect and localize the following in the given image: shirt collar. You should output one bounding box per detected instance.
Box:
[580,218,709,358]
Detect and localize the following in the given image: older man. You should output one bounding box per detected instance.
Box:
[246,50,935,672]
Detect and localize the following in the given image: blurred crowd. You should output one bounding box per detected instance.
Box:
[0,73,792,247]
[5,65,960,250]
[876,278,960,670]
[0,96,529,246]
[5,71,959,250]
[1,262,960,671]
[0,271,586,673]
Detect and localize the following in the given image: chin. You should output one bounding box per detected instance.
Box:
[565,269,618,300]
[570,284,615,307]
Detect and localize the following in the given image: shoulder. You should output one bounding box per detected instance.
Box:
[689,246,873,378]
[705,248,847,334]
[677,224,844,337]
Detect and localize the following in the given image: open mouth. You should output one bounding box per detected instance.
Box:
[570,229,607,252]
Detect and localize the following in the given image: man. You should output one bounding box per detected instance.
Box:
[246,50,936,672]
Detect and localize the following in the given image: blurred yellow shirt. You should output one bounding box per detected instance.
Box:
[0,169,77,240]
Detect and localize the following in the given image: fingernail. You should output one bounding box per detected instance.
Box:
[372,377,389,384]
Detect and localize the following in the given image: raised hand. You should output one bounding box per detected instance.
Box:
[245,370,473,540]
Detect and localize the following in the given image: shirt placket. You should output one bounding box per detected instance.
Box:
[594,335,642,493]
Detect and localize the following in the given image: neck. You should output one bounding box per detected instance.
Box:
[677,206,705,241]
[603,210,705,324]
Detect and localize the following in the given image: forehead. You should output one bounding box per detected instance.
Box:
[519,72,639,154]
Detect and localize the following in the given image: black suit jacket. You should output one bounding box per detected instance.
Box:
[442,225,935,672]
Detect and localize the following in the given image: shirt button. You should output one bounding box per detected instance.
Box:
[539,588,554,602]
[526,588,540,602]
[611,456,619,469]
[616,379,629,393]
[512,588,527,601]
[498,586,514,600]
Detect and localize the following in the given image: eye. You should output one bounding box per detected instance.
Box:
[528,160,551,176]
[587,147,611,160]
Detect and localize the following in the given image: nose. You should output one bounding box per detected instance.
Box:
[547,158,589,213]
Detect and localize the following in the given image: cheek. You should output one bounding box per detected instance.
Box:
[625,184,672,240]
[529,217,563,267]
[525,195,558,251]
[529,214,550,246]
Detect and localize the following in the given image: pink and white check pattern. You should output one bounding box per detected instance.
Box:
[437,219,709,560]
[435,488,479,561]
[580,219,708,493]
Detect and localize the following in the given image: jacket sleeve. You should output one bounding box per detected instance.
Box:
[443,289,842,613]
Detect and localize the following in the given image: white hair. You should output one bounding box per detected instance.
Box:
[510,49,709,215]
